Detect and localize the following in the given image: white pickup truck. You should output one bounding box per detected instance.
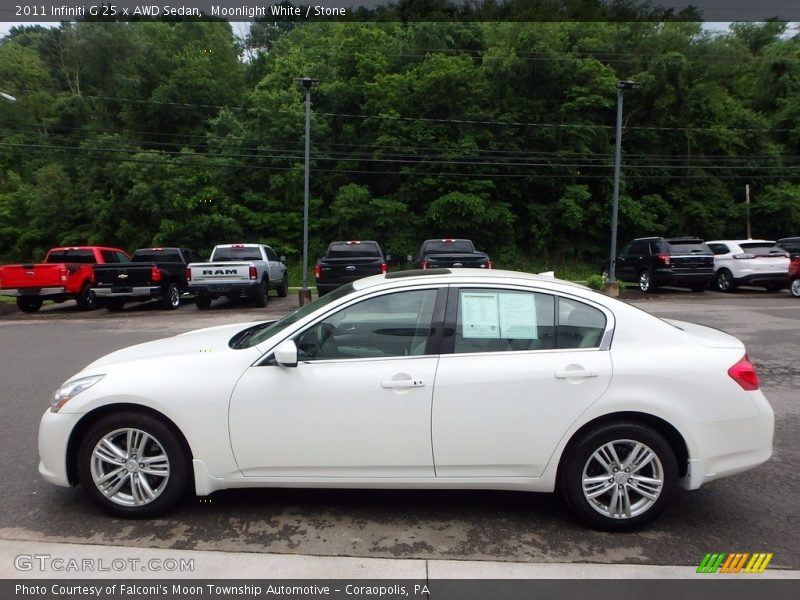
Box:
[186,244,288,309]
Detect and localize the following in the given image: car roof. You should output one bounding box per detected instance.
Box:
[706,239,775,244]
[352,268,591,295]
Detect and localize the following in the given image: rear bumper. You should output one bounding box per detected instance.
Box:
[188,282,257,295]
[653,270,714,288]
[734,272,787,287]
[681,391,774,490]
[92,286,161,298]
[0,287,66,297]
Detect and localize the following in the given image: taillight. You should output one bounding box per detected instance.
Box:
[421,260,429,270]
[249,266,257,280]
[185,268,191,281]
[733,253,756,259]
[151,266,162,283]
[380,262,388,274]
[60,266,68,282]
[656,253,671,266]
[728,354,759,391]
[314,263,321,280]
[487,260,493,269]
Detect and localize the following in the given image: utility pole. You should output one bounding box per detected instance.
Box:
[745,184,752,239]
[608,80,641,292]
[296,77,319,306]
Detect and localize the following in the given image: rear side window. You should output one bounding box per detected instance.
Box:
[557,298,607,349]
[264,247,278,261]
[707,243,729,255]
[115,252,130,263]
[101,250,117,263]
[326,242,382,258]
[46,250,96,264]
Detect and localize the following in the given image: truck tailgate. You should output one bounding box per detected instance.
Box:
[0,264,67,288]
[318,257,384,283]
[189,263,254,284]
[93,264,154,288]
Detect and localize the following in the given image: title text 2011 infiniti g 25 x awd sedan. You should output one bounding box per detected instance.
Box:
[38,269,774,530]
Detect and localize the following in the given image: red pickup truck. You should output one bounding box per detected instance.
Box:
[0,246,130,313]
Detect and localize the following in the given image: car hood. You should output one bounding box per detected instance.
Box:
[662,319,744,349]
[83,321,265,371]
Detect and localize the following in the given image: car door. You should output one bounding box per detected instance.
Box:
[228,287,445,478]
[614,243,632,281]
[431,287,613,478]
[263,246,282,282]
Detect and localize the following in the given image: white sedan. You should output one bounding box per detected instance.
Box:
[38,269,774,530]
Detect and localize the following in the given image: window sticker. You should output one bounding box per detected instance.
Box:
[499,293,537,339]
[461,292,500,338]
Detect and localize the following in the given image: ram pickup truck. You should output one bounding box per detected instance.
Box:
[314,240,389,296]
[187,244,288,309]
[0,246,130,313]
[412,239,492,270]
[92,247,203,311]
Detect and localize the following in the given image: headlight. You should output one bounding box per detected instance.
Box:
[51,375,104,412]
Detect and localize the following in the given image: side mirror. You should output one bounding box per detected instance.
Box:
[385,254,392,262]
[406,255,413,262]
[280,255,286,263]
[273,340,298,367]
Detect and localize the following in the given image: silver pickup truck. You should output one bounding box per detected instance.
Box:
[186,244,288,309]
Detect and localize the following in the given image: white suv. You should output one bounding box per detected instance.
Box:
[706,239,790,292]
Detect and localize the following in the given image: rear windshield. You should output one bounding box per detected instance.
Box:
[667,242,711,255]
[133,250,183,262]
[739,242,784,255]
[211,247,263,261]
[326,242,382,258]
[46,250,96,264]
[423,240,475,254]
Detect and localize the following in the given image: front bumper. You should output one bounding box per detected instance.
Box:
[38,409,83,488]
[682,391,774,490]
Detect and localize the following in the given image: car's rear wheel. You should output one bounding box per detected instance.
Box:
[76,283,98,310]
[253,280,268,307]
[77,412,190,518]
[161,283,180,310]
[714,269,736,293]
[790,278,800,298]
[559,422,677,531]
[195,294,212,309]
[638,270,655,293]
[16,297,43,313]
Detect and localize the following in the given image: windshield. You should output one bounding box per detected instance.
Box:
[232,283,356,349]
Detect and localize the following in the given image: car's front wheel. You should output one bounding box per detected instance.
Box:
[559,422,677,531]
[77,412,190,518]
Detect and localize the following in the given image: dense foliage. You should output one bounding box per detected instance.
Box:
[1,11,799,270]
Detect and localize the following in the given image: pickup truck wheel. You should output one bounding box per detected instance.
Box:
[278,273,288,298]
[76,283,98,311]
[16,297,43,313]
[104,299,125,312]
[253,280,268,308]
[161,283,181,310]
[77,412,190,518]
[195,294,212,310]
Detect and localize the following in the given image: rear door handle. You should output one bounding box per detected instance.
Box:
[554,370,599,379]
[381,379,426,389]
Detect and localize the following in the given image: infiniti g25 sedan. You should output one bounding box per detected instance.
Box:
[38,269,774,530]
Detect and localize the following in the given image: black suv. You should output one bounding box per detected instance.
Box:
[777,237,800,259]
[605,237,715,293]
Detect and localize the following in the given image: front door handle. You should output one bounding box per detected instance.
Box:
[554,370,599,379]
[381,379,426,389]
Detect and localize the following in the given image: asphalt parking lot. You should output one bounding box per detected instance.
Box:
[0,287,797,569]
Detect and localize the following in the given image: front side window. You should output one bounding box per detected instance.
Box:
[295,289,438,361]
[454,289,556,353]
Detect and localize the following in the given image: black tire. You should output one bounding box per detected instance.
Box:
[638,269,656,293]
[195,294,212,310]
[790,278,800,298]
[714,269,737,293]
[104,298,125,312]
[558,422,678,531]
[16,297,42,313]
[76,412,190,518]
[161,283,181,310]
[76,283,98,311]
[278,273,288,298]
[253,280,268,308]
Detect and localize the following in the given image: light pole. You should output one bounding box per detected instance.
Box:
[608,80,640,288]
[0,92,16,103]
[297,77,319,306]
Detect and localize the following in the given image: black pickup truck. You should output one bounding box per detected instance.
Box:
[314,241,388,296]
[92,247,203,311]
[413,239,492,270]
